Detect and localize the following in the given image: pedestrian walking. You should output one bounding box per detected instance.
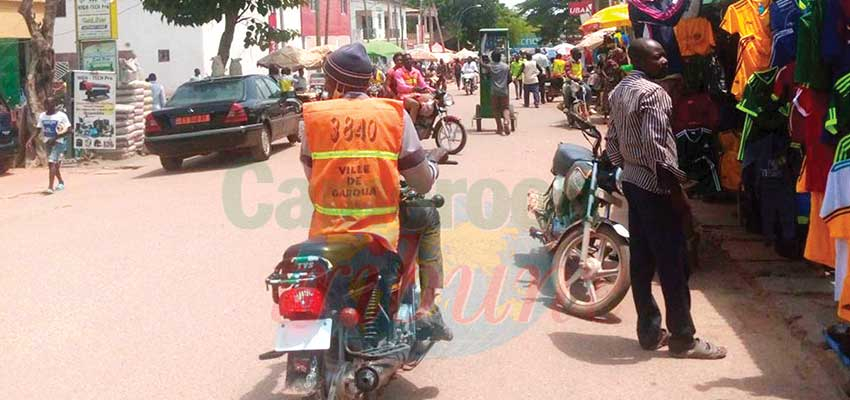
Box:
[605,38,726,359]
[27,98,70,194]
[521,53,542,108]
[481,52,511,135]
[453,61,462,90]
[532,48,550,104]
[510,54,524,100]
[148,73,167,111]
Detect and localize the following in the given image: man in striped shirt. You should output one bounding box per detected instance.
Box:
[606,39,726,359]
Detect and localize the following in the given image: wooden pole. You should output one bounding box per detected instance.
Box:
[433,2,444,50]
[324,0,330,45]
[315,0,321,46]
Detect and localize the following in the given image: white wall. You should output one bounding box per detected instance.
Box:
[53,1,304,91]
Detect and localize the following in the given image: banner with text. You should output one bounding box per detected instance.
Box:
[569,0,594,16]
[73,71,117,150]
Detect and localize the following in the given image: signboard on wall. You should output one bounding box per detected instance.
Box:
[80,41,117,72]
[568,0,594,16]
[73,71,117,150]
[75,0,117,41]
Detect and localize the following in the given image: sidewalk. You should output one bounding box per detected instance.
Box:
[690,197,850,395]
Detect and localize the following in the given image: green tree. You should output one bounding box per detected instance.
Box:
[516,0,582,44]
[417,0,537,49]
[141,0,302,71]
[497,8,537,45]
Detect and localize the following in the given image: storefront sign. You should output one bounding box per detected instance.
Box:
[517,35,541,48]
[73,71,117,150]
[80,41,117,72]
[569,0,594,16]
[76,0,118,41]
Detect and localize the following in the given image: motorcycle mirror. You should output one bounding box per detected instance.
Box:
[431,195,445,208]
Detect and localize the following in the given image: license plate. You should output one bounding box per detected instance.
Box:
[175,114,210,125]
[274,319,332,352]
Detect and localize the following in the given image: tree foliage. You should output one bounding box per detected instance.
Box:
[141,0,302,69]
[417,0,538,49]
[516,0,582,44]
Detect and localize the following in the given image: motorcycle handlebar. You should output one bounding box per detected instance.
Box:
[402,194,445,209]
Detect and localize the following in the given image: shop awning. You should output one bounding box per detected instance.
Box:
[0,1,45,39]
[580,3,631,34]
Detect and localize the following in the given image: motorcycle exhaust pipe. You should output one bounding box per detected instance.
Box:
[353,360,401,393]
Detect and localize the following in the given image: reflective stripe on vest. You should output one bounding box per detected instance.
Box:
[311,150,399,160]
[314,204,398,217]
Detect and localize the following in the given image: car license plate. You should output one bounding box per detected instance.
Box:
[274,319,332,352]
[175,114,210,125]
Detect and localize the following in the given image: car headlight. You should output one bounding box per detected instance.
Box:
[444,94,455,106]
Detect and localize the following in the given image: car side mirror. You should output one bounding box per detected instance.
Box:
[283,98,302,113]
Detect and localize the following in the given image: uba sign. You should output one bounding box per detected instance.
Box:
[569,0,594,15]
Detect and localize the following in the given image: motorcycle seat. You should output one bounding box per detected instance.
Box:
[552,143,593,176]
[280,233,402,276]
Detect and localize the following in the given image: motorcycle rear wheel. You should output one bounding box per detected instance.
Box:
[551,224,630,319]
[435,120,467,155]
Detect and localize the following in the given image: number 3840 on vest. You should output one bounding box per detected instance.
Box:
[329,116,379,143]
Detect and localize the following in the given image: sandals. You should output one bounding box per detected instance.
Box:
[670,338,727,360]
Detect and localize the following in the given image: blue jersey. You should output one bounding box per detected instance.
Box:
[822,0,850,78]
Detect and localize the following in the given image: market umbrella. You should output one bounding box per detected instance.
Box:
[409,48,438,61]
[552,43,576,55]
[577,27,618,49]
[363,40,404,60]
[580,3,631,33]
[454,48,478,60]
[257,46,305,69]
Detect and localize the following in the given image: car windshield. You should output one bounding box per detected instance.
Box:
[167,79,245,107]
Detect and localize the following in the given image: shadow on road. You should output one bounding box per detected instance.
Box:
[548,331,653,365]
[382,375,440,400]
[132,143,294,179]
[240,362,287,400]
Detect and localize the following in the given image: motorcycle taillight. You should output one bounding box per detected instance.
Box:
[279,287,325,319]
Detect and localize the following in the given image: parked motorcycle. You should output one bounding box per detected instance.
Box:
[527,110,631,318]
[262,184,449,399]
[415,90,467,155]
[461,73,478,95]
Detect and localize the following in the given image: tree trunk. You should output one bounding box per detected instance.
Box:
[217,11,239,73]
[19,0,58,167]
[324,0,330,45]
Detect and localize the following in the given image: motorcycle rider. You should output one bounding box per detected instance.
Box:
[394,53,434,125]
[565,48,590,119]
[461,57,479,90]
[300,43,452,341]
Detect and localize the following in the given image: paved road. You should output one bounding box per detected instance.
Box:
[0,88,843,400]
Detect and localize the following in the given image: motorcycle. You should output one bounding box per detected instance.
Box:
[262,181,450,399]
[461,73,478,95]
[544,77,564,103]
[415,89,467,155]
[562,80,590,129]
[527,110,631,318]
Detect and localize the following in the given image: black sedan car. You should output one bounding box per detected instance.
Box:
[0,98,18,175]
[145,75,302,171]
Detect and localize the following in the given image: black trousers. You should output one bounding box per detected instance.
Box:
[538,75,547,103]
[623,182,696,352]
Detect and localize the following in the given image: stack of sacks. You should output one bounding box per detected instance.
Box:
[105,80,151,158]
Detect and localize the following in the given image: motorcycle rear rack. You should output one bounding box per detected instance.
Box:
[346,342,411,360]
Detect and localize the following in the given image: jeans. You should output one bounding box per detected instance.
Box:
[523,84,540,107]
[623,182,696,353]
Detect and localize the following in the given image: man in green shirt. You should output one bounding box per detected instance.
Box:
[510,54,524,100]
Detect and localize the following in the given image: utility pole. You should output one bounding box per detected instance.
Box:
[433,1,444,50]
[315,0,321,46]
[418,0,423,45]
[324,0,331,45]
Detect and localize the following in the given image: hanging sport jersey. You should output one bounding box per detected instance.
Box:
[628,0,690,73]
[675,17,716,56]
[737,67,786,160]
[676,128,723,194]
[719,130,743,190]
[721,0,774,99]
[770,0,803,31]
[673,92,721,131]
[822,139,850,240]
[826,72,850,140]
[822,0,850,78]
[806,191,838,267]
[770,28,797,68]
[795,0,832,90]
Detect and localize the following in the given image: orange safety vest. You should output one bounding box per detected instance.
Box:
[303,97,405,250]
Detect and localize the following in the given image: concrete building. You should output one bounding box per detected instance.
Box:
[52,0,303,92]
[349,0,407,45]
[299,0,351,49]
